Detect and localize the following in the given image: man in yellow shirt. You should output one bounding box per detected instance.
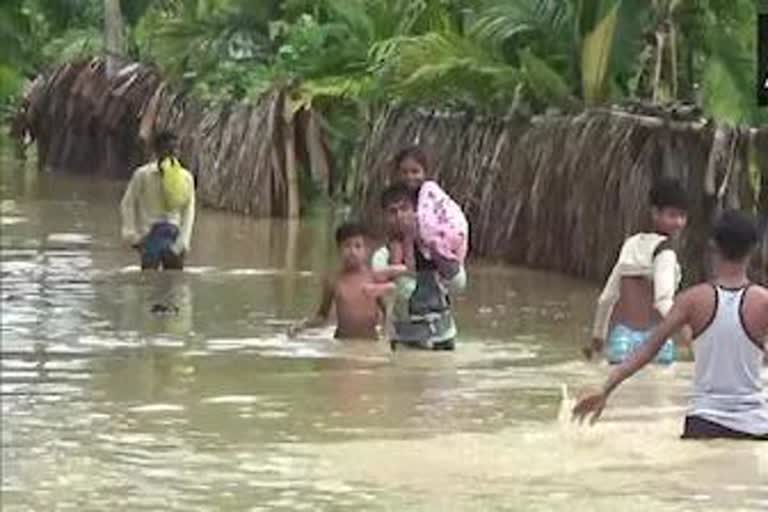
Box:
[120,131,196,270]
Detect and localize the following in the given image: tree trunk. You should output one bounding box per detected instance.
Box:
[104,0,125,77]
[652,31,665,103]
[669,22,678,99]
[284,116,300,219]
[104,0,125,177]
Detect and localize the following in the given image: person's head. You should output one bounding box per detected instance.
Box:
[335,222,370,271]
[394,145,429,191]
[153,130,178,160]
[712,209,758,264]
[649,177,688,237]
[380,182,418,238]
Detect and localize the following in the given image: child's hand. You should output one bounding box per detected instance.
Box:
[371,264,408,283]
[130,235,145,251]
[572,388,608,425]
[388,240,404,265]
[388,264,408,276]
[581,337,604,360]
[362,282,396,298]
[402,240,416,271]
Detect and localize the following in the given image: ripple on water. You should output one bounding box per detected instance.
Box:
[77,335,143,350]
[46,233,92,246]
[200,395,266,405]
[206,337,285,351]
[0,216,26,225]
[128,404,186,414]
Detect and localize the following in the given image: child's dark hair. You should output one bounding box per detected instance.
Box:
[394,145,430,173]
[380,182,418,209]
[713,209,758,261]
[649,176,688,211]
[153,130,178,157]
[335,221,368,245]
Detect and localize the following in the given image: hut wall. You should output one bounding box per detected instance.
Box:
[24,57,297,217]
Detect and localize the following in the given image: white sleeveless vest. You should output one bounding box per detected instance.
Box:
[690,285,768,436]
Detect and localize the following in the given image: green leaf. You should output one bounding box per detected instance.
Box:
[519,48,575,106]
[580,0,621,104]
[0,64,24,103]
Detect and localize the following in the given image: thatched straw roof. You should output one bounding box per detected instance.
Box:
[355,106,768,284]
[20,57,331,218]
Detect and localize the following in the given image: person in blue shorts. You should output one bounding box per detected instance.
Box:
[583,177,692,364]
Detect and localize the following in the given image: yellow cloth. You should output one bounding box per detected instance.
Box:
[159,157,193,211]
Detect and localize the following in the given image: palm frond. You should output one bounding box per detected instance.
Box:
[579,0,622,104]
[471,0,575,59]
[389,30,520,107]
[518,48,577,108]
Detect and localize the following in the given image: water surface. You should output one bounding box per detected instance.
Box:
[1,141,766,510]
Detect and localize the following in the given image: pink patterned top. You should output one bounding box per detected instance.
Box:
[416,181,469,264]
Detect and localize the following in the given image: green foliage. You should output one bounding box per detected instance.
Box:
[692,0,764,124]
[41,27,104,65]
[0,0,764,206]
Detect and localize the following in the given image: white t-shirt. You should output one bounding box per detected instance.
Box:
[592,232,681,339]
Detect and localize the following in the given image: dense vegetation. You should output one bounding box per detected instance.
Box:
[1,1,764,195]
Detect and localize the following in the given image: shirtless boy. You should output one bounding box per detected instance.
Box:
[289,222,405,340]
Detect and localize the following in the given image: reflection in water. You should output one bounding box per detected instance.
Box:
[1,140,767,511]
[105,270,194,341]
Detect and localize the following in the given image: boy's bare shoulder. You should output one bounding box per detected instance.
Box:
[678,282,715,302]
[747,283,768,303]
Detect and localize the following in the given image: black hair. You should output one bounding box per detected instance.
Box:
[394,145,430,173]
[649,176,688,211]
[713,209,758,261]
[380,182,418,209]
[153,130,177,157]
[335,221,368,246]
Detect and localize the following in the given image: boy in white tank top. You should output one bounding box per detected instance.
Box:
[574,210,768,440]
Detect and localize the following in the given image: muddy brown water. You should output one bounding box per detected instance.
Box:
[1,142,766,510]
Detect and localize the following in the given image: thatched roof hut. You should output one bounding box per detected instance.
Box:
[20,57,332,218]
[354,106,768,284]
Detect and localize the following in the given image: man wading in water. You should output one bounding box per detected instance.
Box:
[574,210,768,440]
[584,177,692,364]
[372,183,467,350]
[120,131,196,271]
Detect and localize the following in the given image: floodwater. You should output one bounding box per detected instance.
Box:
[1,140,766,511]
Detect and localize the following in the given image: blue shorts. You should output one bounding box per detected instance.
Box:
[606,323,676,365]
[140,222,182,270]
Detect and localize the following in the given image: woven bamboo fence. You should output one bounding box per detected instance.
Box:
[355,106,768,284]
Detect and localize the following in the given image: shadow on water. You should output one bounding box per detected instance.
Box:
[1,136,767,510]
